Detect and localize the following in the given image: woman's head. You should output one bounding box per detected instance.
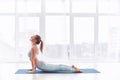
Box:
[30,35,43,53]
[35,35,41,44]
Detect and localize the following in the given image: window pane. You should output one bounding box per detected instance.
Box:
[98,0,120,13]
[99,16,120,44]
[0,16,15,47]
[74,17,94,44]
[98,16,110,43]
[46,0,69,13]
[71,17,94,59]
[0,0,15,13]
[17,0,41,13]
[98,16,120,61]
[72,0,96,13]
[45,16,69,44]
[18,17,40,33]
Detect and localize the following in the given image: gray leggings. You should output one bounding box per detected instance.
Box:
[36,61,75,72]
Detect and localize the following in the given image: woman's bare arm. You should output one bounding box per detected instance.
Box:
[30,47,37,72]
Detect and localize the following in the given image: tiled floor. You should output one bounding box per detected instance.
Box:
[0,62,120,80]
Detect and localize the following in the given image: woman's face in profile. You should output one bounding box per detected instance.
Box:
[30,35,37,43]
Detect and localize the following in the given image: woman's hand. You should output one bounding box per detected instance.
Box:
[27,70,35,74]
[28,69,32,71]
[31,69,35,72]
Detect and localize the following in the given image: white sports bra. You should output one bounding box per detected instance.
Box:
[28,51,38,59]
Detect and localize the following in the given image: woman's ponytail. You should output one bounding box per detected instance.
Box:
[40,40,43,53]
[35,34,43,53]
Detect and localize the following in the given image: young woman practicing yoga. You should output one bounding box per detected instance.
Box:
[28,35,81,73]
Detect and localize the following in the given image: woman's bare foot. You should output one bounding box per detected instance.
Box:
[72,65,82,73]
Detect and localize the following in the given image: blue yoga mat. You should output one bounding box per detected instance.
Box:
[15,68,100,74]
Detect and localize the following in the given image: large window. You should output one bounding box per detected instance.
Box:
[0,0,120,62]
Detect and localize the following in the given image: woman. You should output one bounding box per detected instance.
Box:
[28,35,81,73]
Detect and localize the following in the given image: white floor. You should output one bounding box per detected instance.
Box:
[0,62,120,80]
